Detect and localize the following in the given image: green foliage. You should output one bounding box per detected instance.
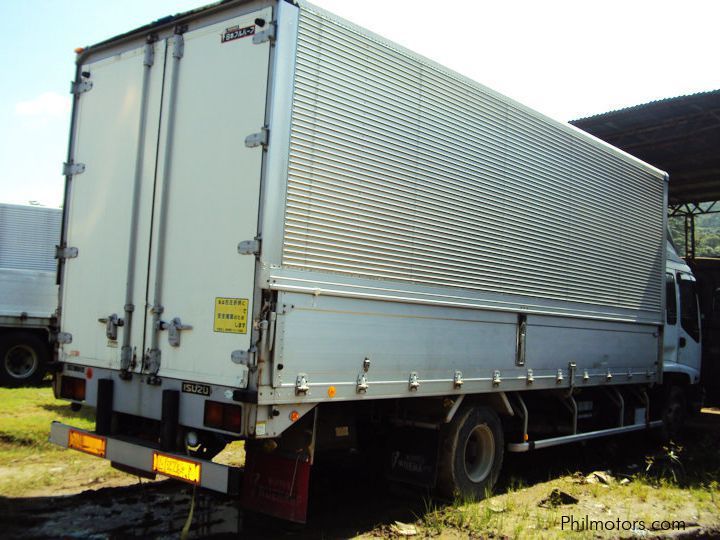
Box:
[669,203,720,258]
[643,441,686,485]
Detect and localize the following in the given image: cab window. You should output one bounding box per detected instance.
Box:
[677,274,700,342]
[665,273,677,325]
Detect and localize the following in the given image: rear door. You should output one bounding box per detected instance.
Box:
[61,40,166,369]
[145,7,272,386]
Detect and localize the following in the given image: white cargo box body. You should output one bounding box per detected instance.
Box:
[59,0,666,432]
[0,204,60,323]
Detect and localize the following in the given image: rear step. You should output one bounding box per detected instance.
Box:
[507,421,663,452]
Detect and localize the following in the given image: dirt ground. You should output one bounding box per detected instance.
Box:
[0,410,718,539]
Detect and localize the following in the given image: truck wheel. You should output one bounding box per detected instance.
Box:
[660,386,686,441]
[0,332,50,387]
[436,406,504,500]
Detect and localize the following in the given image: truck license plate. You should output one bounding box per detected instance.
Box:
[152,452,201,484]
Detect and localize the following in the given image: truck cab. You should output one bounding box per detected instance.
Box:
[663,241,702,405]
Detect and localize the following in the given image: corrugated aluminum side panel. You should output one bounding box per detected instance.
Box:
[283,5,665,317]
[0,204,62,272]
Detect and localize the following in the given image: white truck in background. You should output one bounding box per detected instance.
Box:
[49,0,703,523]
[0,203,61,386]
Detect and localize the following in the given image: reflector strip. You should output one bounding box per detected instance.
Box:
[152,452,201,484]
[68,429,106,457]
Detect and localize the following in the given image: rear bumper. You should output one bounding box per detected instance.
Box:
[49,421,240,494]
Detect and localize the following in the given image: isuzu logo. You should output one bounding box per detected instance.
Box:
[182,382,212,396]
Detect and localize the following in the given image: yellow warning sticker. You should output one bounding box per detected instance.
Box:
[214,297,249,334]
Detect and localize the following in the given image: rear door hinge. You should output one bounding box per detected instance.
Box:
[231,347,256,366]
[172,33,185,59]
[244,127,269,148]
[143,41,155,67]
[55,246,79,259]
[145,348,161,376]
[252,23,276,44]
[238,238,261,256]
[63,162,86,176]
[70,79,93,95]
[56,332,73,344]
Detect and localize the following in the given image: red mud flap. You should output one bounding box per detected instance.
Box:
[241,450,311,523]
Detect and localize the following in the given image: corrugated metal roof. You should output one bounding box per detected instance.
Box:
[571,90,720,204]
[573,89,720,124]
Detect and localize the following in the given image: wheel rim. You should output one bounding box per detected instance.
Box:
[4,345,38,379]
[463,423,495,483]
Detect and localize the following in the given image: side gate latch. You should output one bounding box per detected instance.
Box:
[295,374,310,395]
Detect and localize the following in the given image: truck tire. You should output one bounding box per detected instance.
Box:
[436,405,504,500]
[659,386,686,441]
[0,332,50,387]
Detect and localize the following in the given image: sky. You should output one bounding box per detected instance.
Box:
[1,0,718,208]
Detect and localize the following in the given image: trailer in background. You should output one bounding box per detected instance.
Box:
[0,203,61,386]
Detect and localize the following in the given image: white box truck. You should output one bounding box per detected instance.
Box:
[49,0,703,522]
[0,203,61,386]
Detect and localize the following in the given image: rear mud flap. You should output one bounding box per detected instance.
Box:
[241,449,311,524]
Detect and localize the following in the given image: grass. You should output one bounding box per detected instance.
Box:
[418,476,719,539]
[0,385,131,497]
[412,420,720,539]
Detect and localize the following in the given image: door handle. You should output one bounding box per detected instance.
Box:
[98,313,124,340]
[679,337,687,348]
[158,317,193,347]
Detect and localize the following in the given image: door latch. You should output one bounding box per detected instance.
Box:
[159,317,193,347]
[98,313,124,340]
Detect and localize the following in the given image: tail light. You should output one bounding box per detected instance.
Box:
[204,401,242,433]
[60,376,86,401]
